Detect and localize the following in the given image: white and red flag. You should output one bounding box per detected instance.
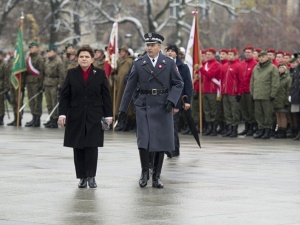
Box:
[104,21,118,78]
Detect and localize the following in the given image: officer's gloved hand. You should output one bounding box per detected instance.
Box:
[165,100,174,113]
[118,111,126,122]
[235,95,241,102]
[270,96,275,102]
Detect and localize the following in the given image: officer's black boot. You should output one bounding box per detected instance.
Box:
[221,124,228,135]
[165,151,173,158]
[222,125,232,137]
[253,129,264,139]
[148,152,155,175]
[139,149,149,188]
[246,123,254,136]
[0,115,4,126]
[230,125,238,137]
[238,122,249,135]
[32,115,41,127]
[152,152,164,189]
[210,122,218,136]
[49,118,58,128]
[25,115,35,127]
[261,128,271,139]
[203,122,212,136]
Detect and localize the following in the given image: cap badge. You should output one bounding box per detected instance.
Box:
[148,33,152,38]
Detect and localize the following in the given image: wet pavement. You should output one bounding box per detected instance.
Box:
[0,113,300,225]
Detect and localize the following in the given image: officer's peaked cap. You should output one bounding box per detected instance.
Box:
[144,32,164,44]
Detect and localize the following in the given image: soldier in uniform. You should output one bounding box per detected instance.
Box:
[7,51,25,126]
[43,44,65,128]
[0,50,9,125]
[114,45,133,131]
[250,51,280,139]
[93,48,105,69]
[118,32,183,188]
[66,49,78,70]
[63,43,75,79]
[23,42,45,127]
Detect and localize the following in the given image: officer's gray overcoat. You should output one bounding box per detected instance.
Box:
[120,52,183,152]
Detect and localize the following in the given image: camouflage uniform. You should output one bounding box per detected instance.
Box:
[24,52,45,127]
[0,58,9,125]
[93,58,104,70]
[43,54,65,127]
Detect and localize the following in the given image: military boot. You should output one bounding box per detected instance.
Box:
[210,122,218,136]
[45,118,58,128]
[32,115,41,127]
[253,129,264,139]
[7,114,22,126]
[230,125,238,137]
[139,149,149,188]
[217,122,225,134]
[203,122,212,136]
[246,123,254,136]
[222,125,232,137]
[261,128,271,139]
[238,122,249,135]
[152,152,164,189]
[25,115,35,127]
[0,115,4,126]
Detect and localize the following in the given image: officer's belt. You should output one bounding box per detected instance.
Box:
[139,89,168,95]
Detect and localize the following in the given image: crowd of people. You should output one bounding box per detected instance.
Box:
[1,41,300,143]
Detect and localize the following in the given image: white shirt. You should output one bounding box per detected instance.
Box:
[148,55,159,67]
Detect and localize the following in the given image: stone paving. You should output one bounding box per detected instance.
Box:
[0,113,300,225]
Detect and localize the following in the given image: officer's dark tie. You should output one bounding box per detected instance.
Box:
[152,58,155,63]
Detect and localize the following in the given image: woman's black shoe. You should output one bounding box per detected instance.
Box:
[78,178,87,188]
[87,177,97,188]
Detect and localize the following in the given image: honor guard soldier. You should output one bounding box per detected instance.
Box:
[118,32,183,188]
[23,42,45,127]
[43,44,65,128]
[93,48,105,70]
[0,50,9,125]
[66,49,78,70]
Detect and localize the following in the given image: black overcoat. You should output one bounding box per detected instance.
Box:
[59,65,113,149]
[119,53,183,152]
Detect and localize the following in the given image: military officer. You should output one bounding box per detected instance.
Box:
[250,51,280,139]
[63,43,75,79]
[0,50,9,125]
[43,44,65,128]
[23,42,45,127]
[118,32,183,188]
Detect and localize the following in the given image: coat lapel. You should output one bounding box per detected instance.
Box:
[74,66,86,87]
[86,66,97,84]
[154,53,167,77]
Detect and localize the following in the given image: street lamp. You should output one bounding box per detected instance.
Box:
[125,33,133,48]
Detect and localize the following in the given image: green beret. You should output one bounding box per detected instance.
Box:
[29,41,39,48]
[48,44,57,51]
[258,51,267,57]
[65,43,74,49]
[289,58,298,63]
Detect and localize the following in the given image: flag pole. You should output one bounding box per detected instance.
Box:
[113,15,118,130]
[16,13,25,128]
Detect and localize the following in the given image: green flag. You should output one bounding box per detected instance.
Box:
[11,27,27,89]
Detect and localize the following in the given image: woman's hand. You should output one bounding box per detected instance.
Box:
[58,116,66,127]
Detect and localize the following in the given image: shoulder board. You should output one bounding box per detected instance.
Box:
[166,56,174,60]
[135,57,142,62]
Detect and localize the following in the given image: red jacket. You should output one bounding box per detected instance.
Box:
[240,57,257,93]
[200,59,221,93]
[221,59,243,95]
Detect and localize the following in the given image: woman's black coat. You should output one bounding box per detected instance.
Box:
[59,65,113,149]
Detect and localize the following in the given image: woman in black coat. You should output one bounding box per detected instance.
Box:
[58,45,113,188]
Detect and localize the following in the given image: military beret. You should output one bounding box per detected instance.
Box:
[284,52,292,57]
[166,44,179,55]
[144,32,164,44]
[66,43,74,48]
[29,41,39,48]
[267,48,276,53]
[258,51,268,57]
[206,48,216,54]
[219,48,228,54]
[276,50,284,55]
[229,48,238,54]
[254,48,262,53]
[48,44,57,51]
[201,49,207,54]
[243,46,254,52]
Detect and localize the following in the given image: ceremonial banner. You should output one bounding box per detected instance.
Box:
[104,21,118,78]
[11,27,27,89]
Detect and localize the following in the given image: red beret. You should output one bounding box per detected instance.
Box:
[276,50,284,55]
[206,48,216,54]
[254,48,262,53]
[219,48,228,54]
[243,45,254,52]
[229,48,238,54]
[267,48,276,53]
[201,49,207,54]
[284,52,292,57]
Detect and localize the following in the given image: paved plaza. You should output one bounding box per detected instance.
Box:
[0,113,300,225]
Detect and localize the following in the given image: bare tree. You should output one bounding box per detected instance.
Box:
[0,0,22,36]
